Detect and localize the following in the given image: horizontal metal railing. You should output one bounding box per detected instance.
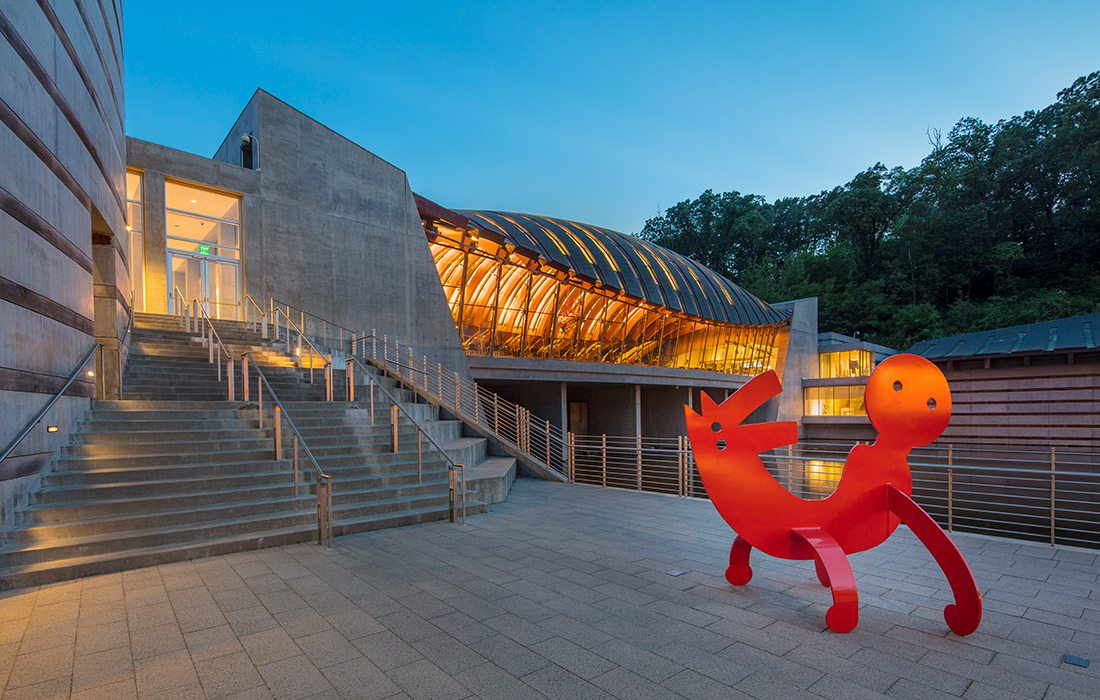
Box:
[346,357,466,524]
[240,351,333,545]
[352,331,568,478]
[567,433,1100,549]
[269,303,333,399]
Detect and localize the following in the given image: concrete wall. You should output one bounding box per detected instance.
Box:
[211,90,469,375]
[125,137,261,315]
[771,297,818,431]
[0,1,126,523]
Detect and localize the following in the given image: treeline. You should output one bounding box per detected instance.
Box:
[639,71,1100,349]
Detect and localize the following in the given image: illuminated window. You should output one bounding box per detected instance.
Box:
[819,349,874,378]
[805,459,844,495]
[165,181,242,320]
[803,385,867,416]
[126,170,145,312]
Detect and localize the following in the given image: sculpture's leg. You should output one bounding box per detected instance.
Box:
[725,536,753,586]
[792,528,858,633]
[813,557,830,586]
[888,486,982,635]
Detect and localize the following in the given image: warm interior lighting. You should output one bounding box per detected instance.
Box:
[86,370,95,378]
[805,459,844,495]
[427,221,782,374]
[46,425,59,433]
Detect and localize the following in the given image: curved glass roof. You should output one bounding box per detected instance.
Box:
[461,211,788,326]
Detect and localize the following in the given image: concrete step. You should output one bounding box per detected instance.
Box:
[71,428,272,445]
[467,457,517,504]
[62,437,276,457]
[33,471,295,503]
[45,460,291,486]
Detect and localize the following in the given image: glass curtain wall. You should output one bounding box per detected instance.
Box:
[430,231,783,375]
[126,171,145,312]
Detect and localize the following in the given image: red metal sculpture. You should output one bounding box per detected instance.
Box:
[684,354,982,634]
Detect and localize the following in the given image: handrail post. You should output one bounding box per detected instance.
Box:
[448,467,457,523]
[241,354,250,402]
[227,358,235,401]
[325,362,333,402]
[257,374,263,429]
[208,322,214,364]
[274,405,282,459]
[293,434,300,496]
[346,359,355,402]
[545,419,551,466]
[461,463,466,525]
[473,382,479,423]
[636,434,642,491]
[602,433,607,486]
[391,404,399,452]
[786,444,794,492]
[417,431,422,484]
[317,477,332,547]
[454,372,461,412]
[677,435,684,496]
[369,377,375,424]
[947,444,954,532]
[371,329,377,361]
[1050,446,1056,546]
[567,432,575,481]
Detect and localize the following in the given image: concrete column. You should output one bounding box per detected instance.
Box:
[143,171,169,313]
[92,237,126,398]
[635,384,642,437]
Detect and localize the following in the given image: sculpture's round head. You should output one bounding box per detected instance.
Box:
[865,354,951,447]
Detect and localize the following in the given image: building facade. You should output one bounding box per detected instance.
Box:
[0,1,127,522]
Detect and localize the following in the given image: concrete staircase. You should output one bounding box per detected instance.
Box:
[0,312,490,589]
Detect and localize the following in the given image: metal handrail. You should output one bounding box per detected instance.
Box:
[243,294,267,336]
[355,332,567,477]
[346,356,466,524]
[0,342,101,466]
[274,297,355,353]
[242,349,334,545]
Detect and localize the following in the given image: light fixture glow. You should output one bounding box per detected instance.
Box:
[46,425,59,433]
[86,370,95,377]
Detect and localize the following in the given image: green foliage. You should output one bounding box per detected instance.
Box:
[639,71,1100,348]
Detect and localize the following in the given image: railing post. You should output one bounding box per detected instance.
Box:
[227,358,235,401]
[317,477,332,547]
[257,374,263,429]
[474,383,480,423]
[274,405,282,459]
[371,329,377,361]
[208,323,214,364]
[293,434,300,496]
[325,362,333,401]
[422,356,428,393]
[786,444,794,493]
[947,444,954,532]
[437,363,443,398]
[242,354,249,402]
[636,435,642,491]
[448,467,457,523]
[369,378,375,424]
[454,372,461,412]
[567,432,575,481]
[461,463,466,525]
[417,432,423,484]
[1050,446,1056,546]
[493,394,500,434]
[346,359,355,402]
[602,433,607,487]
[545,419,551,466]
[677,435,683,496]
[391,404,399,452]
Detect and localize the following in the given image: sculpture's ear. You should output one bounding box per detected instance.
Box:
[700,391,720,417]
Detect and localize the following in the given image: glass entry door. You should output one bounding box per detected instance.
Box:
[169,252,240,320]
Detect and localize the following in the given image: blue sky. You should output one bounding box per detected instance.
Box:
[125,1,1100,233]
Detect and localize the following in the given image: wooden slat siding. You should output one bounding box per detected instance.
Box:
[937,355,1100,449]
[0,185,93,274]
[0,97,91,211]
[0,366,95,397]
[0,275,95,336]
[0,8,124,219]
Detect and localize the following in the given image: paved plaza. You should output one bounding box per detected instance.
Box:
[0,479,1097,699]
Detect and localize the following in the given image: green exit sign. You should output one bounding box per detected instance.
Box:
[198,244,211,255]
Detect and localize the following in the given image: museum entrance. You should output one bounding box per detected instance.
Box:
[168,251,240,320]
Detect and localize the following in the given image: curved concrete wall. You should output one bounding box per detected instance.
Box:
[0,1,126,521]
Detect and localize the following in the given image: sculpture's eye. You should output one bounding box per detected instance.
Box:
[893,380,903,392]
[927,397,937,410]
[711,422,722,433]
[716,439,727,451]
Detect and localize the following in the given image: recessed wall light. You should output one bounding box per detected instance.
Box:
[86,370,95,378]
[46,425,59,433]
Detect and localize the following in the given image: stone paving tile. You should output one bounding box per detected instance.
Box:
[3,479,1100,698]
